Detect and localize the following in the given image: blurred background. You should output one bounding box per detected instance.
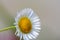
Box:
[0,0,60,40]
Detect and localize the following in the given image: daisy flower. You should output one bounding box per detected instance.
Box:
[14,8,41,40]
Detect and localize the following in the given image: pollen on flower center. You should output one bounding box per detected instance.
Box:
[18,17,32,34]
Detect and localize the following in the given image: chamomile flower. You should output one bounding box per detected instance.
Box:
[14,8,41,40]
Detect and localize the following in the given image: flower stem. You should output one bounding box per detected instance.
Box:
[0,26,16,32]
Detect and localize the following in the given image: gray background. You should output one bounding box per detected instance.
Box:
[0,0,60,40]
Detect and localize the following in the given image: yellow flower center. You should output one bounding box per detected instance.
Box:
[18,17,32,34]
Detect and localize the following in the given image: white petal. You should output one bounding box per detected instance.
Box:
[15,31,18,35]
[15,13,21,21]
[32,28,40,35]
[32,31,39,37]
[32,19,40,23]
[31,17,39,20]
[15,26,19,30]
[15,31,20,36]
[17,14,21,18]
[34,31,39,35]
[23,35,29,40]
[33,22,40,25]
[27,34,32,39]
[34,27,41,30]
[14,18,19,22]
[17,33,19,36]
[33,24,40,27]
[31,33,37,39]
[34,30,40,32]
[20,33,23,40]
[26,8,31,13]
[31,31,37,38]
[29,10,33,18]
[29,34,35,39]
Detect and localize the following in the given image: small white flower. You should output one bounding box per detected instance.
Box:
[14,8,41,40]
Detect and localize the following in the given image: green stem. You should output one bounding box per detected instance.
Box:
[0,26,16,32]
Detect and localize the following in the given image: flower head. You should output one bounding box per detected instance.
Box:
[14,8,41,40]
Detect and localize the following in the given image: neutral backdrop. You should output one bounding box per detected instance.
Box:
[0,0,60,40]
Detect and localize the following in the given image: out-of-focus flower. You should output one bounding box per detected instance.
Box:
[14,8,41,40]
